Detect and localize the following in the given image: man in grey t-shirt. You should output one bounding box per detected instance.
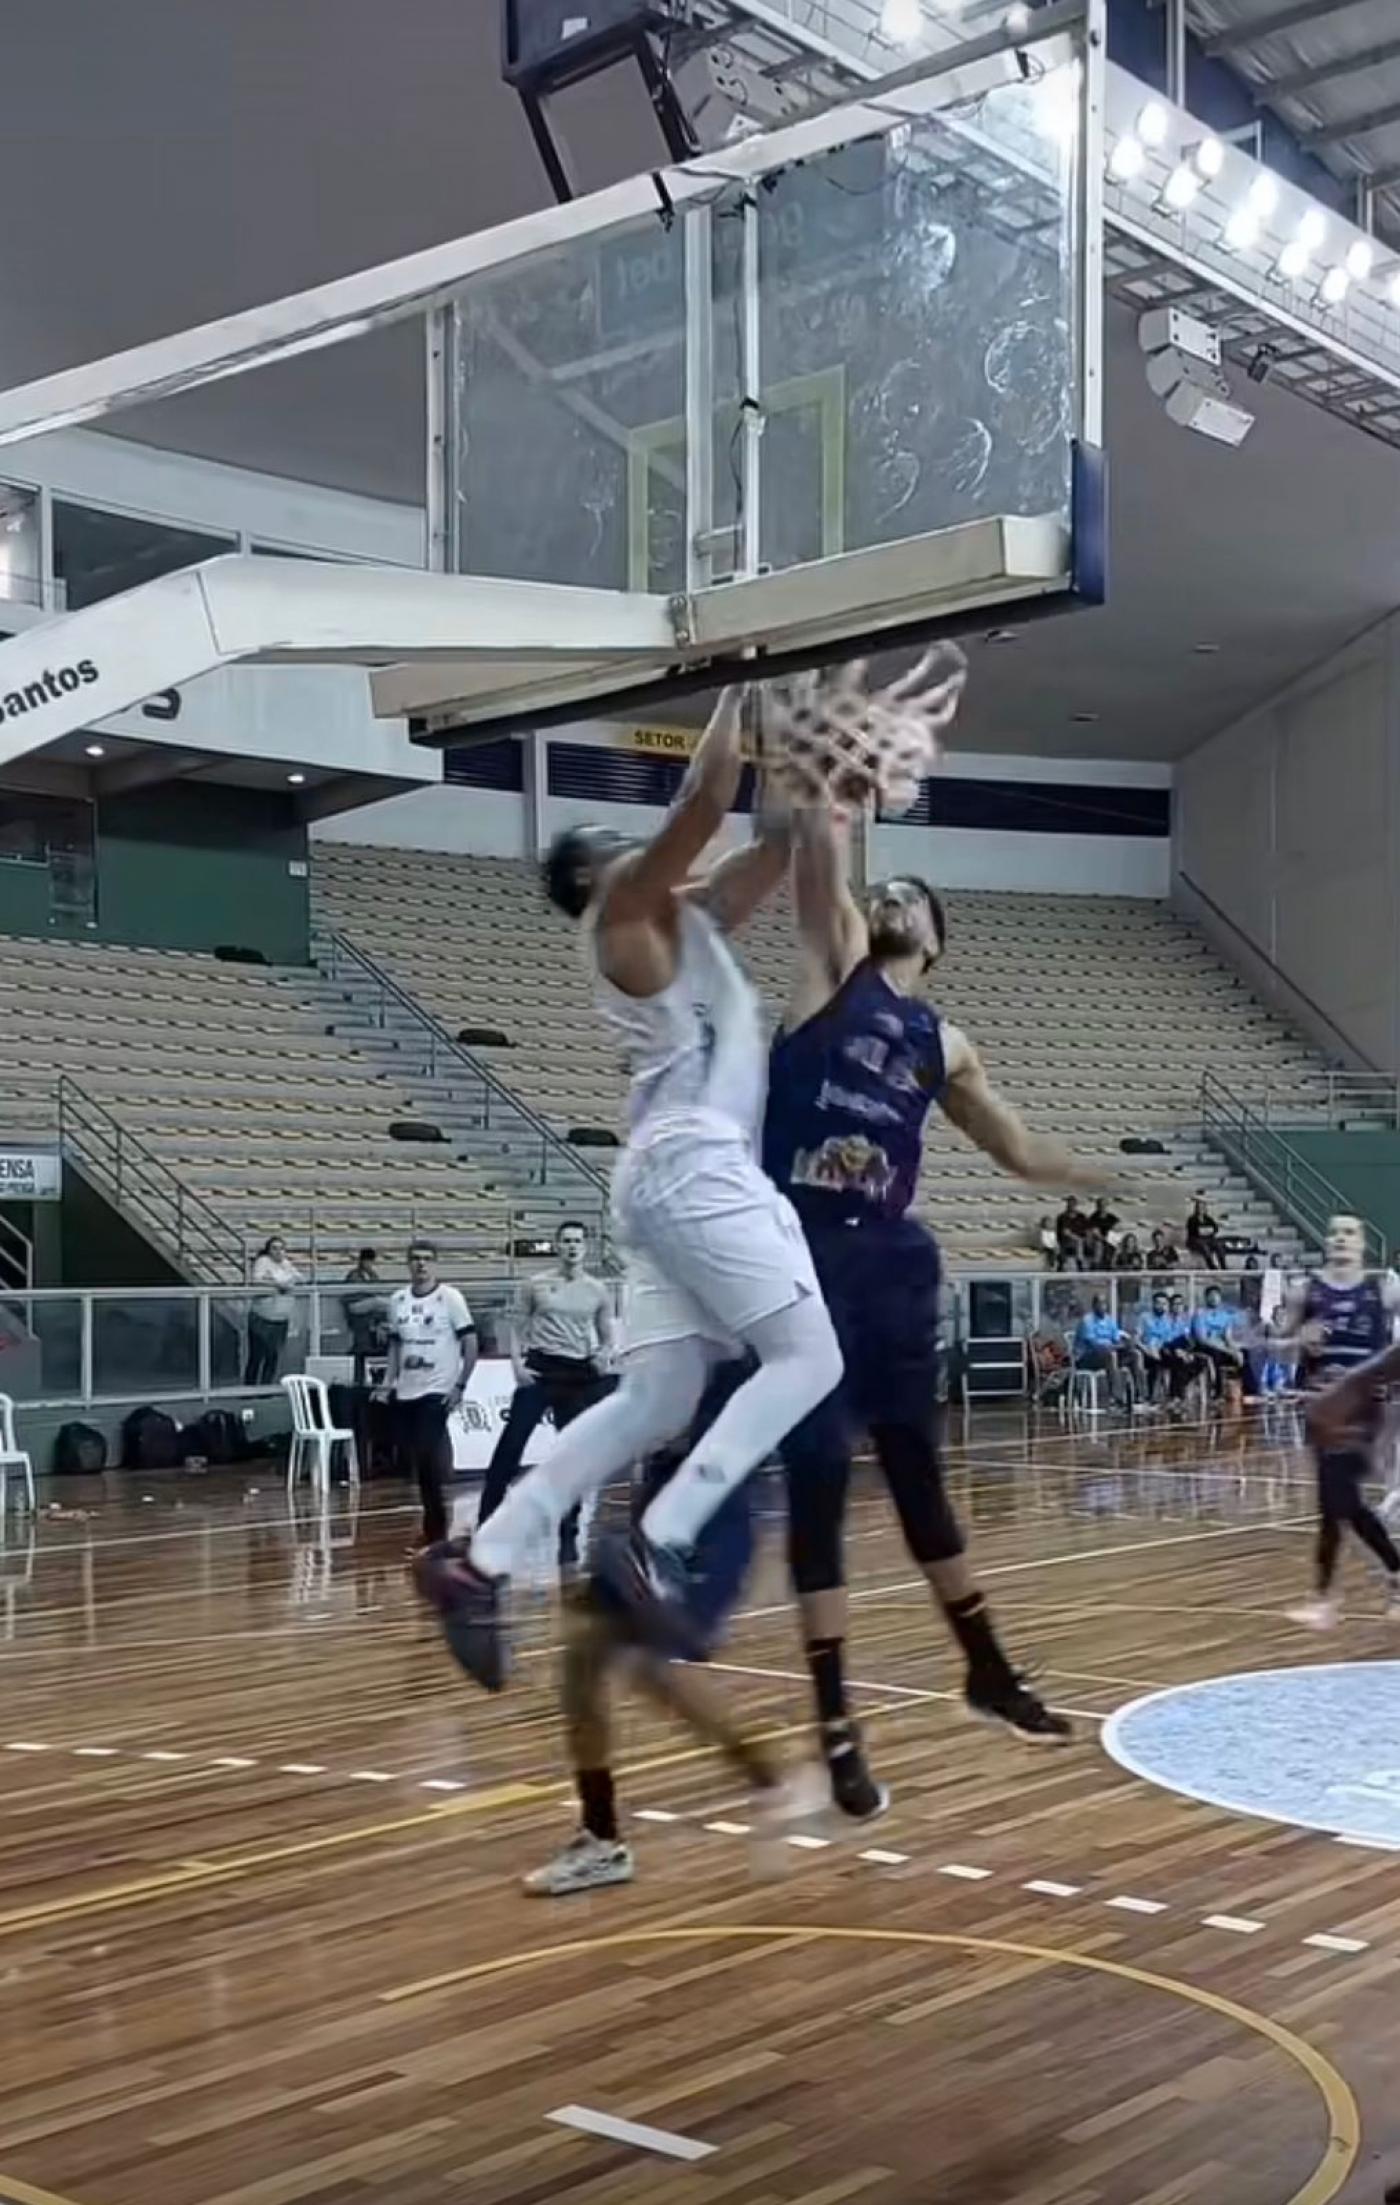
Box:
[478,1223,615,1568]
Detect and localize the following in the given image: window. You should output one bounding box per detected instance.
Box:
[51,502,235,612]
[0,485,42,610]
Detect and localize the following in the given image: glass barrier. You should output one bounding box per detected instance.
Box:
[0,1293,81,1402]
[92,1296,199,1400]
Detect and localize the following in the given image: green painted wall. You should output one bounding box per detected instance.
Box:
[97,785,309,964]
[0,855,55,936]
[1280,1130,1400,1254]
[0,783,309,964]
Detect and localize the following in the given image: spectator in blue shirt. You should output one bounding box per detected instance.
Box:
[1192,1284,1245,1398]
[1140,1291,1207,1408]
[1074,1295,1147,1406]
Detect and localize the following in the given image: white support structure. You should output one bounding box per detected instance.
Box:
[0,558,680,770]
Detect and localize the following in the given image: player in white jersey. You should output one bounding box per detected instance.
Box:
[417,686,843,1689]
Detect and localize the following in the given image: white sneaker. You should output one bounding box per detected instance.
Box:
[1286,1595,1340,1632]
[522,1830,635,1897]
[750,1761,830,1878]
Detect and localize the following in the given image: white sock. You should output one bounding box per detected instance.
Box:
[641,1294,842,1552]
[471,1340,708,1580]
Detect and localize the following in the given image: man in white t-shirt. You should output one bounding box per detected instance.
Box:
[385,1239,477,1545]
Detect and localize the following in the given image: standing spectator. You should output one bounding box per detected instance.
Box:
[1115,1232,1145,1272]
[1192,1283,1245,1397]
[1037,1215,1059,1272]
[342,1247,388,1386]
[385,1239,478,1546]
[246,1236,300,1386]
[1055,1195,1088,1271]
[478,1222,615,1570]
[1074,1294,1147,1406]
[1186,1193,1226,1271]
[1083,1198,1120,1271]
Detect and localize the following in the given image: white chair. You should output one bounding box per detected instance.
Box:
[0,1396,36,1515]
[1065,1365,1107,1419]
[282,1375,360,1497]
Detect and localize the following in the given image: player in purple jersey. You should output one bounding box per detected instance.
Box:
[1277,1214,1400,1630]
[763,808,1106,1815]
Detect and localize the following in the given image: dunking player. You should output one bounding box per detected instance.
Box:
[1278,1213,1400,1629]
[765,807,1104,1814]
[417,687,843,1687]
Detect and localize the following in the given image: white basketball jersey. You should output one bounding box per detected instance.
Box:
[594,899,766,1142]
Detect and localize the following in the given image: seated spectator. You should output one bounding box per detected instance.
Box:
[1140,1291,1206,1408]
[1082,1197,1120,1272]
[1191,1283,1245,1396]
[1186,1194,1226,1271]
[1037,1215,1059,1272]
[1148,1226,1182,1277]
[1055,1195,1088,1271]
[1259,1300,1297,1396]
[1115,1232,1145,1272]
[1074,1294,1147,1406]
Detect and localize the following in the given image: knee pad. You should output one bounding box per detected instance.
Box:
[872,1422,966,1564]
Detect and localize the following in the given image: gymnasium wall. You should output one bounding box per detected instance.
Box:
[316,731,1173,897]
[1174,616,1400,1073]
[0,780,311,964]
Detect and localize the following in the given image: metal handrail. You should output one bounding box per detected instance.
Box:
[1257,1068,1400,1130]
[56,1076,249,1283]
[0,1214,32,1292]
[1199,1070,1386,1266]
[316,926,611,1199]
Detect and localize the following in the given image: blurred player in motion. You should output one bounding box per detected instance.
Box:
[1280,1214,1400,1629]
[765,797,1108,1816]
[417,685,844,1688]
[523,1359,823,1896]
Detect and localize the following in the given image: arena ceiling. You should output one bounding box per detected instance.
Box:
[2,0,1400,764]
[1188,0,1400,247]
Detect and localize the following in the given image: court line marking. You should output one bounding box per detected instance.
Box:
[1025,1878,1080,1897]
[1305,1934,1369,1955]
[729,1516,1313,1625]
[701,1659,1107,1725]
[1205,1915,1266,1935]
[547,2105,715,2162]
[377,1923,1360,2205]
[1106,1895,1167,1915]
[1104,1663,1400,1850]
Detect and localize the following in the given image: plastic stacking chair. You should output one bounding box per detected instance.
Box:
[1065,1365,1107,1419]
[0,1395,36,1515]
[282,1374,360,1497]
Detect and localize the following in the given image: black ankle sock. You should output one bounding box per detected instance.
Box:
[943,1592,1015,1684]
[576,1767,619,1843]
[805,1636,849,1730]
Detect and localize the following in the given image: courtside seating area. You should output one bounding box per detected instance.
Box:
[315,845,1326,1263]
[0,933,532,1280]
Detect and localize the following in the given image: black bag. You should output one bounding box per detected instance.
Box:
[179,1410,246,1466]
[120,1405,182,1471]
[52,1421,108,1476]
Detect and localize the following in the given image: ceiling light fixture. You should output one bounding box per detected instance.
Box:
[1277,238,1309,281]
[1296,207,1327,252]
[1223,204,1258,252]
[1136,100,1169,149]
[1004,1,1032,33]
[1344,239,1374,281]
[879,0,922,42]
[1246,171,1279,218]
[1160,162,1201,212]
[1108,134,1145,182]
[287,771,307,786]
[1319,265,1350,306]
[1390,269,1400,307]
[84,743,105,759]
[1189,136,1225,180]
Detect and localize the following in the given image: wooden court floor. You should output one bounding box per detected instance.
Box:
[0,1406,1396,2205]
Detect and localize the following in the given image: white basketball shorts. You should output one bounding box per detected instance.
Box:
[613,1112,819,1357]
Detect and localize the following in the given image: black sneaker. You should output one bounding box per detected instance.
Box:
[590,1527,708,1661]
[413,1540,509,1693]
[965,1668,1072,1746]
[824,1722,891,1821]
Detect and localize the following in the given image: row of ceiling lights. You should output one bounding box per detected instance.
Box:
[878,0,1032,49]
[1112,101,1400,311]
[81,741,308,785]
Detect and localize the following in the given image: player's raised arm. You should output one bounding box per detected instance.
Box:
[684,777,793,934]
[786,805,869,1027]
[605,687,747,922]
[940,1024,1100,1188]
